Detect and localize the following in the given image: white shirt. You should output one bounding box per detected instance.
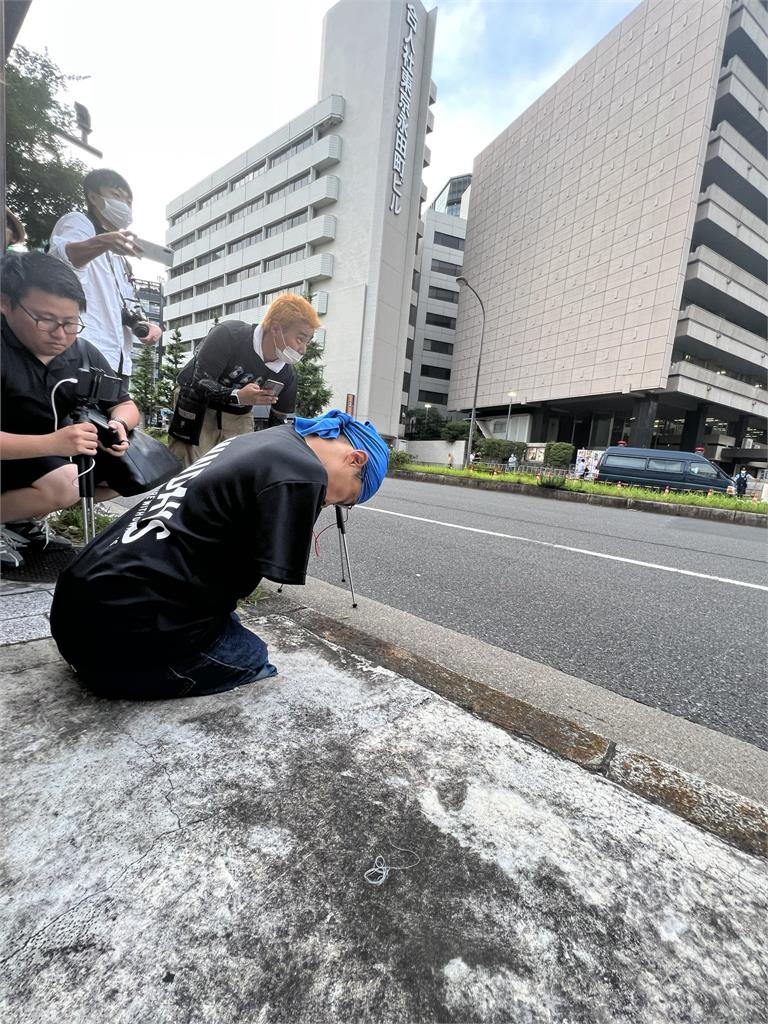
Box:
[49,211,137,375]
[252,324,286,418]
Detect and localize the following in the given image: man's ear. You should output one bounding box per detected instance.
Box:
[348,448,369,469]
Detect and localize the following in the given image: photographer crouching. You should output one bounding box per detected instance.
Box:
[0,253,140,567]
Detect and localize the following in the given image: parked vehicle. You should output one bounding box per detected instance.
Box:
[594,447,732,493]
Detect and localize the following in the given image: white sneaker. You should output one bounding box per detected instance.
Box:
[0,526,28,569]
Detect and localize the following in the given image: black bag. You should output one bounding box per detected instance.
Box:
[168,385,208,445]
[103,428,181,496]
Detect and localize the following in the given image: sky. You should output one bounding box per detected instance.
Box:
[15,0,638,279]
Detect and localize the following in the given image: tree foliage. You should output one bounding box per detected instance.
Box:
[406,406,444,440]
[129,345,159,421]
[295,340,332,418]
[477,438,517,461]
[5,47,87,249]
[441,419,469,442]
[155,328,188,410]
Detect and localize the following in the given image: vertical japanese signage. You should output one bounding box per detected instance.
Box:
[390,3,419,215]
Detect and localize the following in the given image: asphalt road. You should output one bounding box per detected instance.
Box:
[308,478,768,750]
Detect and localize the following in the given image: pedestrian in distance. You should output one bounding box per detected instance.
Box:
[50,409,389,700]
[49,168,162,381]
[447,451,454,468]
[507,452,518,472]
[735,468,749,498]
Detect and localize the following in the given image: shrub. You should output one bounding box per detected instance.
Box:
[441,420,469,442]
[544,441,574,468]
[389,449,411,469]
[478,438,516,462]
[507,441,528,466]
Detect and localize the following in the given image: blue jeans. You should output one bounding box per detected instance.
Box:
[74,613,277,701]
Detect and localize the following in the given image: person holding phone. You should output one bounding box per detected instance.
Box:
[168,294,320,469]
[49,169,162,380]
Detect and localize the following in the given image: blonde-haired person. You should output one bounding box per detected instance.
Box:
[169,294,320,468]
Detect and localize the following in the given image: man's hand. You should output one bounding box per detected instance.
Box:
[138,322,162,346]
[236,383,278,406]
[50,423,99,457]
[98,230,144,258]
[99,419,130,458]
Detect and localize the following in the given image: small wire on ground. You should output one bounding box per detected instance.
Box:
[364,841,421,886]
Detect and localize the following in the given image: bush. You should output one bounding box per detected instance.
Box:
[543,442,574,468]
[389,449,411,469]
[441,420,469,442]
[478,438,516,462]
[507,441,528,466]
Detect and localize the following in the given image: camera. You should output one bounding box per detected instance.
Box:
[73,366,124,448]
[121,306,150,339]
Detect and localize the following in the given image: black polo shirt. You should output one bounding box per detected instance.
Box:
[177,320,297,416]
[1,316,130,436]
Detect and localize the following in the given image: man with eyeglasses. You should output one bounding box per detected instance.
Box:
[50,409,389,700]
[0,252,140,566]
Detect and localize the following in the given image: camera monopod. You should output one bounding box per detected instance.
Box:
[276,504,358,608]
[71,365,123,545]
[75,447,97,545]
[335,504,357,609]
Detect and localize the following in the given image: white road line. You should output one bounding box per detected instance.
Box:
[360,506,768,593]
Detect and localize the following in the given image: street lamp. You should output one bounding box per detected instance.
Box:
[456,276,486,469]
[505,391,517,440]
[424,402,432,435]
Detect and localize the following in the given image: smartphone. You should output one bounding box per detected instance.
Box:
[134,237,175,267]
[263,379,284,397]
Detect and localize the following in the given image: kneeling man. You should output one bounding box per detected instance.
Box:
[50,410,389,700]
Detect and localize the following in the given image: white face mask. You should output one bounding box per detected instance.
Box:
[278,344,303,365]
[100,196,132,229]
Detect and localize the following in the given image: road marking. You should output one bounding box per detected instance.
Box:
[360,506,768,592]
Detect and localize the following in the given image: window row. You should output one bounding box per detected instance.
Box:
[431,258,461,276]
[421,364,451,380]
[224,283,304,315]
[433,231,465,252]
[424,338,453,355]
[428,285,458,304]
[425,312,456,330]
[418,390,448,405]
[170,134,314,224]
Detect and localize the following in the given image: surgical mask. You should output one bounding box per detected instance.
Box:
[278,344,303,365]
[100,197,133,229]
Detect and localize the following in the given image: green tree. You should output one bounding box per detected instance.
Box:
[155,328,188,410]
[296,339,332,417]
[406,406,443,439]
[129,346,159,422]
[441,419,469,442]
[6,47,88,249]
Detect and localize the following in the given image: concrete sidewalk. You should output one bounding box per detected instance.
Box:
[1,582,767,1023]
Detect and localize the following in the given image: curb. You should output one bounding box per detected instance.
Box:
[391,469,768,528]
[243,598,768,859]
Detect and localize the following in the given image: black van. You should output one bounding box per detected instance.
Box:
[594,447,732,493]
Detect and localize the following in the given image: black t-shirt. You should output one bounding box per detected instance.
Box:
[177,320,297,416]
[50,426,327,670]
[0,316,131,436]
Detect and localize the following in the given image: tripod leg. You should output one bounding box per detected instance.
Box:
[338,527,346,582]
[340,530,357,608]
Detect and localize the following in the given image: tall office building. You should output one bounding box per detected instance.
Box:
[451,0,767,463]
[407,175,471,411]
[164,0,437,438]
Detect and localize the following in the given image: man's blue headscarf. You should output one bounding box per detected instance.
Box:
[293,409,388,504]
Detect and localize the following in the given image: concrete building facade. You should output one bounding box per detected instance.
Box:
[164,0,437,438]
[407,175,471,411]
[450,0,767,464]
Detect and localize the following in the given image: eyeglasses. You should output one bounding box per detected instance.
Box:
[18,302,85,336]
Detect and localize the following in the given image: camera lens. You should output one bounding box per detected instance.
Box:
[133,322,150,339]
